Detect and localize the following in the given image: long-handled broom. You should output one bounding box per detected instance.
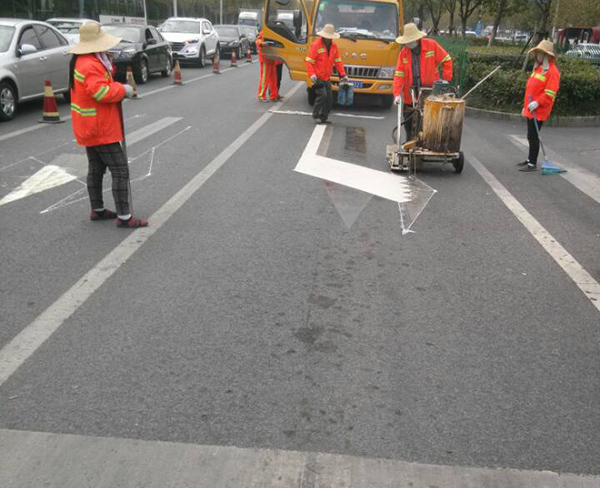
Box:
[529,97,566,175]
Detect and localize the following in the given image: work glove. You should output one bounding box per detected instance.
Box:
[310,75,317,84]
[528,100,539,112]
[123,84,135,99]
[341,76,349,83]
[394,96,401,106]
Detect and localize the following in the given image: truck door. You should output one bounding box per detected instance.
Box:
[261,0,313,81]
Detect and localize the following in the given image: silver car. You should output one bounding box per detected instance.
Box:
[46,18,95,44]
[0,19,72,122]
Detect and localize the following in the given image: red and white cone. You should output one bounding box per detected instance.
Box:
[39,80,64,124]
[173,60,183,85]
[213,52,221,74]
[126,66,138,98]
[245,47,252,63]
[231,49,238,67]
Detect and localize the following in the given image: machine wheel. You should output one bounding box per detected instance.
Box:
[453,151,465,174]
[0,81,17,122]
[381,94,394,109]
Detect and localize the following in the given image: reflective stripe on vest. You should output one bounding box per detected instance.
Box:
[73,69,85,83]
[544,89,556,100]
[93,85,110,101]
[71,103,97,117]
[532,73,547,82]
[425,50,435,58]
[305,56,316,64]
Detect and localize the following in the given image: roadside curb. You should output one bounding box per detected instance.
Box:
[465,106,600,127]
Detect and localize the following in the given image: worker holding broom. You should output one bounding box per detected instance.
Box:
[518,40,561,173]
[69,21,147,228]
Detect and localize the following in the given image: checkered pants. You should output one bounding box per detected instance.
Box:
[85,143,130,216]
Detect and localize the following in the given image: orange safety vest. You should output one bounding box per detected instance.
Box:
[70,54,126,147]
[392,38,452,104]
[305,37,346,81]
[523,62,560,122]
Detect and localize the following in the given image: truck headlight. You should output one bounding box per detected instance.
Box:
[378,67,395,79]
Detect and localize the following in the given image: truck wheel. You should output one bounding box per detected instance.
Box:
[453,151,465,174]
[381,95,394,109]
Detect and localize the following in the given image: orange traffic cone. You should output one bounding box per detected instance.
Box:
[39,80,64,124]
[213,52,221,74]
[231,49,238,68]
[126,66,138,99]
[245,47,252,63]
[173,60,183,85]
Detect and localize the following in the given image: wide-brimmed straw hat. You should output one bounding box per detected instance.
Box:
[529,39,556,60]
[395,23,427,44]
[70,21,121,55]
[317,24,340,40]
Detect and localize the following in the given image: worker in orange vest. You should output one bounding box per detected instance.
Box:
[69,22,147,228]
[305,24,348,124]
[392,23,452,141]
[256,31,279,102]
[518,40,561,172]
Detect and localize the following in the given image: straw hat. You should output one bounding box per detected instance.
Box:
[317,24,340,40]
[529,39,556,60]
[69,21,121,55]
[395,23,427,44]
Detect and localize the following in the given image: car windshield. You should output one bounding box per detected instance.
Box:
[0,26,15,52]
[47,21,81,34]
[238,19,256,27]
[315,0,398,41]
[103,26,141,43]
[160,20,201,34]
[241,27,256,37]
[215,26,239,37]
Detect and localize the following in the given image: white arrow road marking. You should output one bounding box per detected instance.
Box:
[0,117,182,208]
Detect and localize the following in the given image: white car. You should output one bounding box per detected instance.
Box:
[565,43,600,64]
[158,17,219,68]
[46,18,94,44]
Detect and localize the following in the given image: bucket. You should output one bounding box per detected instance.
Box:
[422,97,465,153]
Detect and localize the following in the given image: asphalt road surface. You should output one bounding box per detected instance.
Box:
[1,61,599,487]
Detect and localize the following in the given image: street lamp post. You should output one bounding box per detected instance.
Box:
[220,0,223,24]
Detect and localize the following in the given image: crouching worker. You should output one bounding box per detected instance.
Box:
[69,21,147,228]
[306,24,348,124]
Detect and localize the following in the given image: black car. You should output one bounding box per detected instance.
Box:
[239,25,259,54]
[214,25,250,59]
[104,24,173,84]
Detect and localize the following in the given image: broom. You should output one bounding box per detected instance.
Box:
[529,97,566,175]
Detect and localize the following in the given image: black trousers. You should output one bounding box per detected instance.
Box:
[403,104,415,141]
[527,117,544,165]
[313,80,333,121]
[276,63,282,91]
[85,142,131,216]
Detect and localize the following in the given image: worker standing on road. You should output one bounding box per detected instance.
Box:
[518,40,561,173]
[256,31,279,102]
[69,22,147,228]
[393,23,453,141]
[306,24,348,124]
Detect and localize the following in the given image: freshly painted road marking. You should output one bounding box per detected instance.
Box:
[0,83,303,386]
[0,117,182,208]
[509,134,600,206]
[270,109,385,120]
[1,429,598,488]
[0,114,72,143]
[468,153,600,314]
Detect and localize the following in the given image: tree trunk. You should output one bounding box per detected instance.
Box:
[449,10,455,35]
[488,0,507,47]
[461,16,468,39]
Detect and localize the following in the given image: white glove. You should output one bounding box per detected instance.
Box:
[310,75,317,84]
[528,101,539,112]
[341,76,349,83]
[394,96,401,105]
[123,84,135,99]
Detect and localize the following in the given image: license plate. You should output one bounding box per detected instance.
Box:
[351,81,363,89]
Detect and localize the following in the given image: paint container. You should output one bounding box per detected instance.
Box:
[422,97,465,153]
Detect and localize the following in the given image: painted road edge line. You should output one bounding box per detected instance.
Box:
[0,82,303,387]
[468,153,600,314]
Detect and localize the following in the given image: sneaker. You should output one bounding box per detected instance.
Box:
[116,217,148,228]
[258,98,270,103]
[516,161,529,167]
[519,164,537,172]
[90,209,117,221]
[318,118,331,124]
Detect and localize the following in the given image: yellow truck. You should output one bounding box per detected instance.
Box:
[261,0,404,108]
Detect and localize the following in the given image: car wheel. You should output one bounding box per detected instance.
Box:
[0,81,17,122]
[135,59,149,84]
[198,46,206,68]
[161,57,173,77]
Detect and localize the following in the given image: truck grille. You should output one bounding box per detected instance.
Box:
[334,65,381,79]
[170,42,185,52]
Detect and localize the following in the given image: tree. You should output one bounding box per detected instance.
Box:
[423,0,445,34]
[533,0,553,39]
[487,0,526,46]
[457,0,486,38]
[443,0,458,35]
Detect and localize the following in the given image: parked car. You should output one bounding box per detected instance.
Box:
[103,24,173,84]
[239,25,258,53]
[565,43,600,65]
[158,17,219,68]
[0,19,71,122]
[214,25,249,59]
[46,18,94,44]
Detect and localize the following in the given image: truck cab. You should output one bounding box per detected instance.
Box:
[261,0,403,107]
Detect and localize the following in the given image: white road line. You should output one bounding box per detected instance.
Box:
[1,429,598,488]
[126,117,181,146]
[468,153,600,314]
[0,82,303,387]
[508,134,600,206]
[0,115,72,143]
[270,109,385,120]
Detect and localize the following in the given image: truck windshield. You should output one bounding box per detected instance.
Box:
[314,0,398,41]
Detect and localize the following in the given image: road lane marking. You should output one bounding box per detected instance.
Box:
[0,83,303,387]
[0,115,72,143]
[0,165,78,206]
[270,109,385,120]
[468,153,600,314]
[126,116,182,146]
[509,135,600,206]
[1,429,598,488]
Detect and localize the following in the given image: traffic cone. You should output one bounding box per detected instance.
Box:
[173,60,183,85]
[39,80,64,124]
[245,47,252,63]
[231,49,238,67]
[126,66,138,99]
[213,53,221,74]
